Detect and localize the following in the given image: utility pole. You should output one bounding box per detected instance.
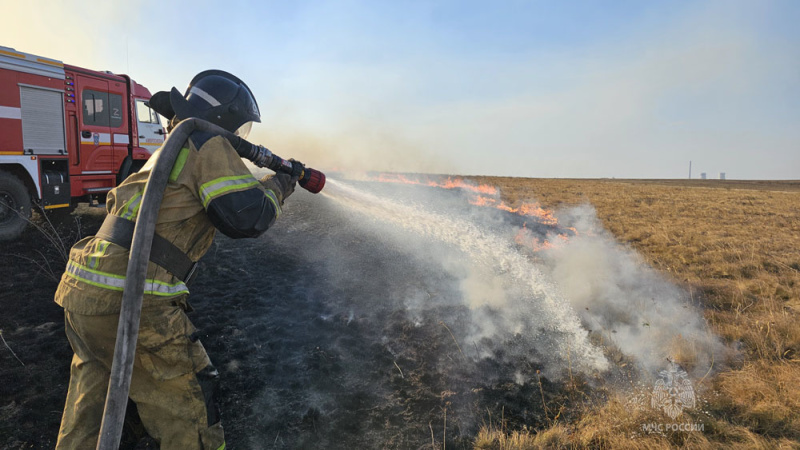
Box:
[688,160,692,179]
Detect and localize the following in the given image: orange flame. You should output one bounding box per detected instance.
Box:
[468,196,558,226]
[514,223,571,253]
[367,173,576,252]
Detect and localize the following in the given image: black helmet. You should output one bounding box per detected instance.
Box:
[149,70,260,138]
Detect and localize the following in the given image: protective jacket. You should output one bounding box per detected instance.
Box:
[55,131,286,449]
[55,131,282,314]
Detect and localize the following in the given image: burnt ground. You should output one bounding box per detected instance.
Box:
[0,207,99,449]
[0,183,586,449]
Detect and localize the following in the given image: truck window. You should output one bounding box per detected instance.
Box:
[83,90,124,128]
[83,90,109,127]
[136,100,159,124]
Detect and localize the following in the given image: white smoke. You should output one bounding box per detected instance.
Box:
[543,205,725,378]
[317,177,724,382]
[321,178,609,378]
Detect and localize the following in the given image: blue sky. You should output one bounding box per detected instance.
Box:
[3,0,798,178]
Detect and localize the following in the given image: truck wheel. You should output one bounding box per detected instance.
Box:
[0,171,32,241]
[131,160,146,174]
[117,156,133,185]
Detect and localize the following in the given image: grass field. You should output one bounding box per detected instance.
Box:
[469,178,800,449]
[2,176,796,448]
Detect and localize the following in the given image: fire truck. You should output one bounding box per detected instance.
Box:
[0,46,164,240]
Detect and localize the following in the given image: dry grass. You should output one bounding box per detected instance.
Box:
[467,178,800,448]
[475,423,571,449]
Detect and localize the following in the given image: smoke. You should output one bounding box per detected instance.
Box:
[349,179,608,371]
[249,119,452,175]
[314,176,724,382]
[544,205,725,379]
[205,174,729,446]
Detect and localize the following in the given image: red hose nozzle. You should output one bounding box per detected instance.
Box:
[299,168,325,194]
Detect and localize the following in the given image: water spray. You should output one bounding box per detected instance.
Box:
[320,176,722,380]
[321,178,610,375]
[96,118,324,449]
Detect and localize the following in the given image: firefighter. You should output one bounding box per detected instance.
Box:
[54,70,294,449]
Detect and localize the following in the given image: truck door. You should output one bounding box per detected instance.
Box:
[76,75,115,174]
[107,80,129,172]
[134,99,164,154]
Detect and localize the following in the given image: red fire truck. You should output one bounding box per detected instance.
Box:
[0,46,164,240]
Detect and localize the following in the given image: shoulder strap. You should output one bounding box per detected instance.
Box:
[95,214,198,284]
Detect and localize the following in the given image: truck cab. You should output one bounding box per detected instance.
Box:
[0,46,163,240]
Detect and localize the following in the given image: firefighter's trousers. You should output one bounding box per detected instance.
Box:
[56,303,225,450]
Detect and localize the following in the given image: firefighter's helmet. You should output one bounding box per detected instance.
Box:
[149,70,260,139]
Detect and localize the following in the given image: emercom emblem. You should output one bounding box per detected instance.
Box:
[651,361,696,419]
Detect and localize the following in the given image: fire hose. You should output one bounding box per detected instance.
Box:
[96,118,324,449]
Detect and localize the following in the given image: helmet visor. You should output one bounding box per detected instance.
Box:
[234,121,253,140]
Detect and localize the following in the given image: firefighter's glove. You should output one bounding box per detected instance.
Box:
[260,173,296,205]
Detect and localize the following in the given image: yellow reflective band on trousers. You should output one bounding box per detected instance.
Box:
[264,189,281,219]
[199,175,260,208]
[65,260,189,297]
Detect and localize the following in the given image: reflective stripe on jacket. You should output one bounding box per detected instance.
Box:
[56,132,282,314]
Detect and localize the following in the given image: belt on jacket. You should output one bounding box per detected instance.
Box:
[95,214,199,284]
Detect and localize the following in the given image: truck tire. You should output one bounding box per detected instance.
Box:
[131,159,146,174]
[0,171,32,241]
[117,156,133,185]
